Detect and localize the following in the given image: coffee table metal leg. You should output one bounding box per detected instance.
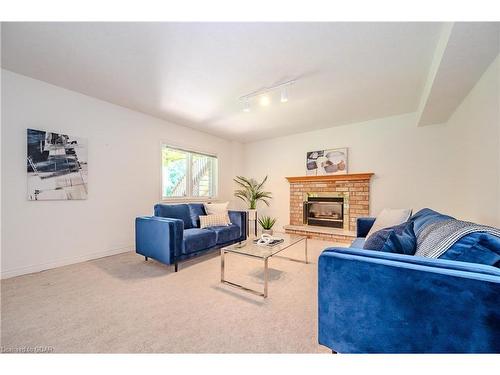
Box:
[264,258,269,298]
[305,238,308,264]
[220,251,267,298]
[221,249,225,282]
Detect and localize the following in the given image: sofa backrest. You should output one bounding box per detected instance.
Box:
[154,204,192,229]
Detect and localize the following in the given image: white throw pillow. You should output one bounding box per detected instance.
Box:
[200,214,230,228]
[204,202,229,215]
[365,208,412,239]
[204,202,230,224]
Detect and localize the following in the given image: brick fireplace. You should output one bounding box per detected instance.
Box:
[284,173,374,244]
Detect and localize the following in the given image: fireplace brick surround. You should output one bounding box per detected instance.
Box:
[284,173,374,243]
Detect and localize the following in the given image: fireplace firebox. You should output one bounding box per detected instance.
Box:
[303,196,344,228]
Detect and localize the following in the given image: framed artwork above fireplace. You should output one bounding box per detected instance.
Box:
[306,147,348,176]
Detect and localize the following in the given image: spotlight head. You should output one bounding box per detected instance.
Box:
[281,87,289,103]
[242,99,250,112]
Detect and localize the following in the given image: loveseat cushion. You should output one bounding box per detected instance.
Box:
[207,224,241,244]
[182,228,216,254]
[188,203,207,228]
[439,232,500,267]
[155,204,192,229]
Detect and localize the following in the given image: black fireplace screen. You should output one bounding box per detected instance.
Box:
[303,196,344,228]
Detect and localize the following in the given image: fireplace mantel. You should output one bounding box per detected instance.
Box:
[285,173,374,183]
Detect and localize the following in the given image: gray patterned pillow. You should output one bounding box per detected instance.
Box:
[199,214,230,228]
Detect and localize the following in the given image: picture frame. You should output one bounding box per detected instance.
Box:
[306,148,348,176]
[27,128,88,200]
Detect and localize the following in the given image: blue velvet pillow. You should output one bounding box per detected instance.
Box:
[381,221,417,255]
[439,232,500,267]
[363,226,394,250]
[188,203,207,228]
[363,221,416,255]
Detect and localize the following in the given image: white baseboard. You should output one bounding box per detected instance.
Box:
[1,245,133,279]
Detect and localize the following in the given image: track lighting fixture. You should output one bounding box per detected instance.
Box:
[239,79,295,112]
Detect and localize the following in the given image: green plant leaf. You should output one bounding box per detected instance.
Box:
[233,175,273,209]
[258,215,276,229]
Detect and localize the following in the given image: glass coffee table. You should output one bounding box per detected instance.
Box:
[220,233,308,298]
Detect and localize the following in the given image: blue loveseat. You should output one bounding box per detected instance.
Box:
[318,208,500,353]
[135,203,247,271]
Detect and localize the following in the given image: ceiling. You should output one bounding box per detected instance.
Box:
[417,22,500,126]
[0,22,465,142]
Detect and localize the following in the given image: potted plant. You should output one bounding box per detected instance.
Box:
[258,216,277,235]
[233,176,272,220]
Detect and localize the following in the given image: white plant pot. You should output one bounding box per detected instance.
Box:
[262,229,273,236]
[247,209,257,220]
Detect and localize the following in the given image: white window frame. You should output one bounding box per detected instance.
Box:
[160,143,219,202]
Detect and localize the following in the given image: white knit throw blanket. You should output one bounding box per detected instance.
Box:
[415,219,500,259]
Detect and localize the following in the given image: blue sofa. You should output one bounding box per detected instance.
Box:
[318,208,500,353]
[135,203,247,271]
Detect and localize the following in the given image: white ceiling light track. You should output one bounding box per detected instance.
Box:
[239,79,296,112]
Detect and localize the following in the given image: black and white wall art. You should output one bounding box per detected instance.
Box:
[306,148,348,176]
[27,128,88,200]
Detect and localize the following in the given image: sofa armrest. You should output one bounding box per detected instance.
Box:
[356,217,376,237]
[318,247,500,353]
[135,216,184,265]
[229,210,247,240]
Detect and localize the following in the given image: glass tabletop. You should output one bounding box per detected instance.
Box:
[221,232,306,259]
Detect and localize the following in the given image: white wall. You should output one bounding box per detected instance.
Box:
[1,70,243,278]
[242,56,500,229]
[445,55,500,227]
[496,57,500,229]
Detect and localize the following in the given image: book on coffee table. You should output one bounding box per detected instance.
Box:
[252,238,285,247]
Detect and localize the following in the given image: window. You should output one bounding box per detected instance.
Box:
[162,145,218,200]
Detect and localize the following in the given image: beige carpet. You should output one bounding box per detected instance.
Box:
[1,238,338,353]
